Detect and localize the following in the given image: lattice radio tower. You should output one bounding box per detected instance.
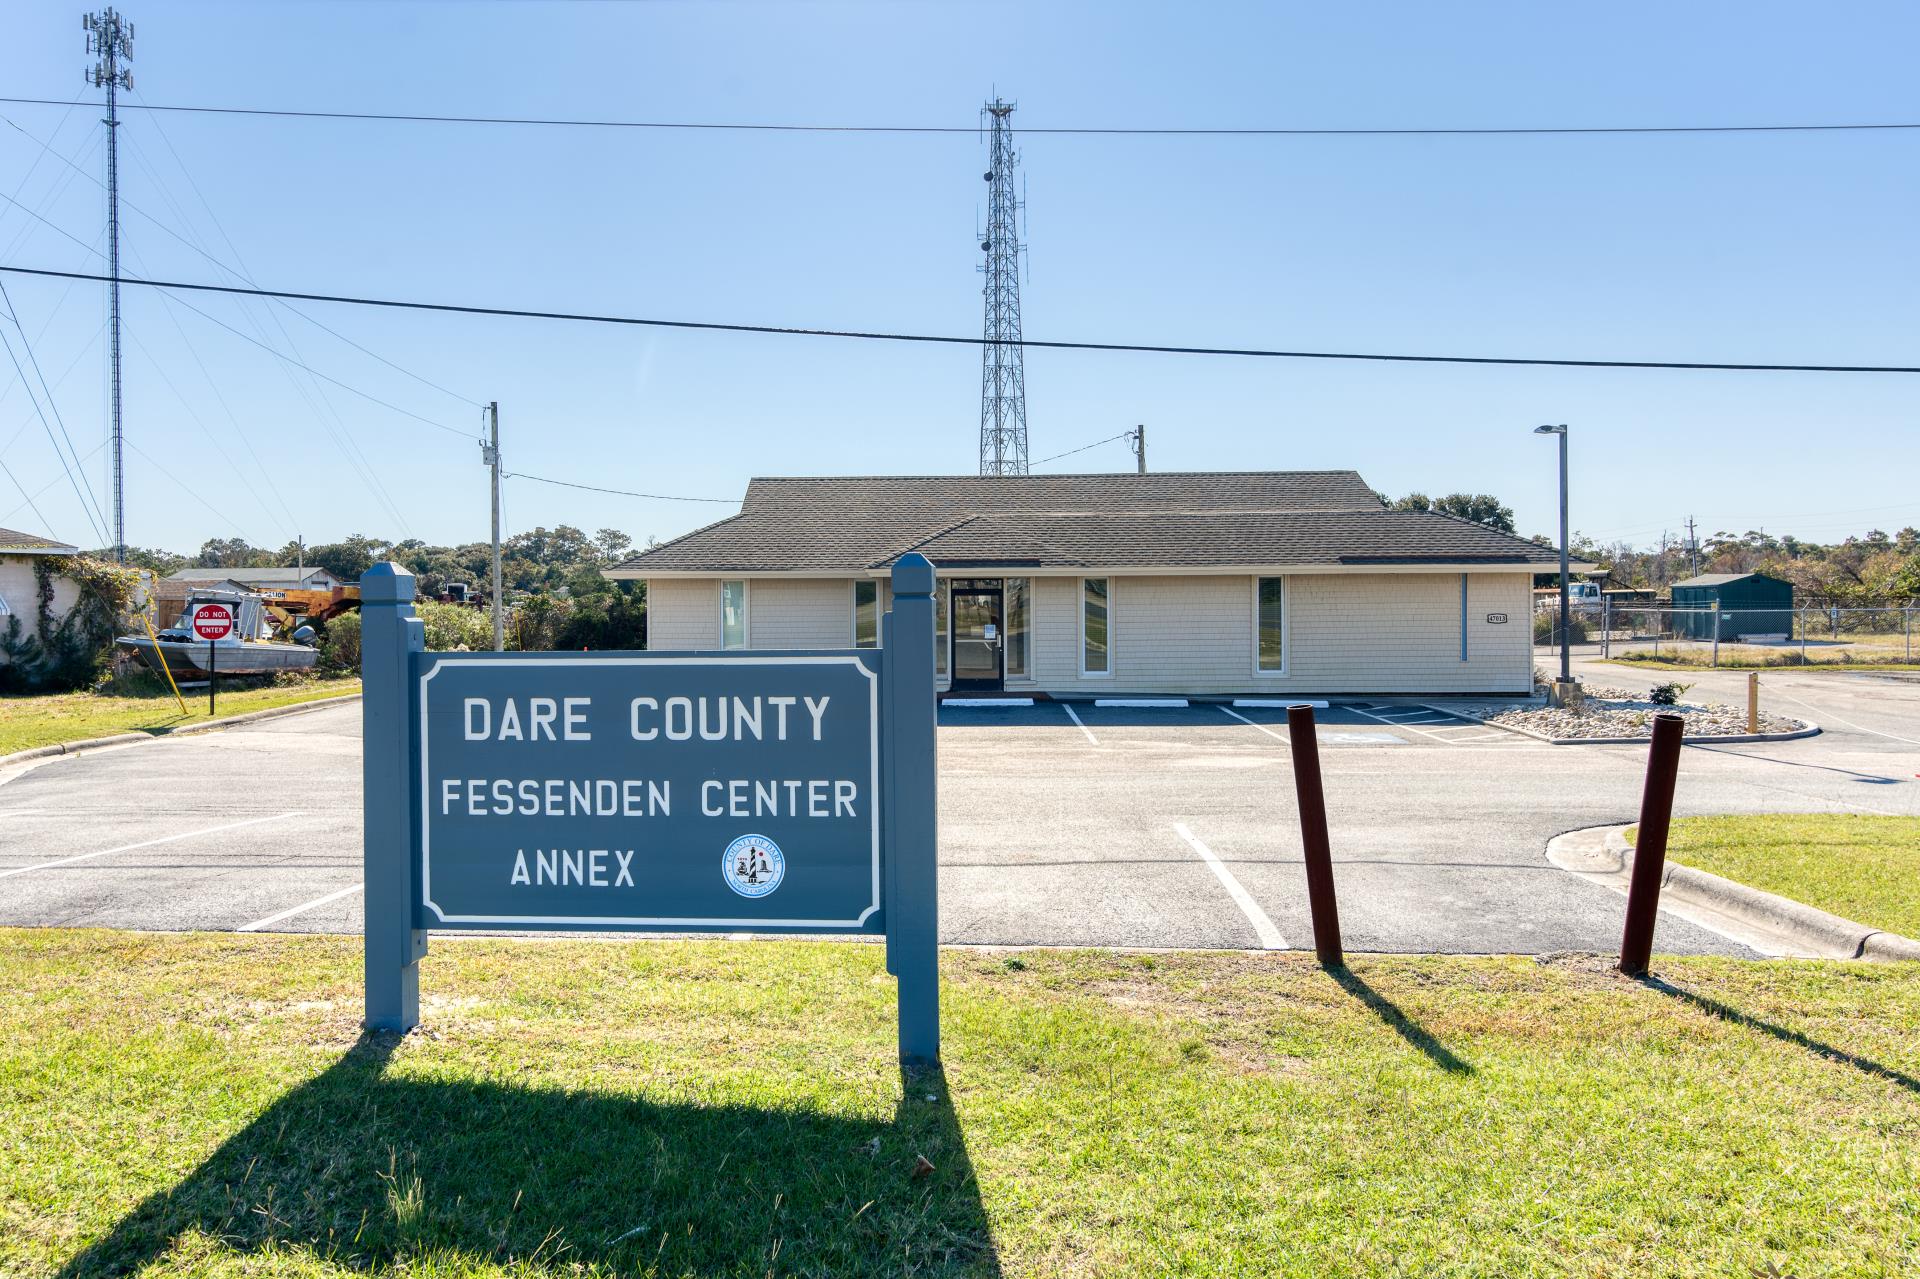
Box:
[85,8,134,561]
[977,99,1029,476]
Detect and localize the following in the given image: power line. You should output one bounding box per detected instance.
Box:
[0,297,110,546]
[505,471,737,503]
[3,95,1918,137]
[0,278,113,542]
[3,107,480,410]
[6,264,1919,376]
[1031,431,1132,467]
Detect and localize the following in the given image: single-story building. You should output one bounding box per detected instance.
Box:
[167,565,345,592]
[0,526,83,666]
[605,471,1578,697]
[1670,571,1795,641]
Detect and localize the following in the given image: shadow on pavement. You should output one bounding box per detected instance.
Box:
[1328,968,1475,1076]
[1683,743,1904,785]
[1640,975,1919,1096]
[58,1033,999,1278]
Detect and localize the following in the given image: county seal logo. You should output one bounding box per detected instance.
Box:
[722,833,785,899]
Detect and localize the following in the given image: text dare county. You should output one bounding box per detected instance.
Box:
[441,692,865,823]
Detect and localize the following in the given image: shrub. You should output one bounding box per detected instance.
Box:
[1648,680,1692,706]
[1532,611,1589,645]
[319,610,361,673]
[417,601,493,652]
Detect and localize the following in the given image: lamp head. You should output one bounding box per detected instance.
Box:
[1534,423,1567,435]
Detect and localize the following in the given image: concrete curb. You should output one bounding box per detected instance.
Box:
[1547,824,1918,962]
[0,693,361,770]
[1445,704,1819,746]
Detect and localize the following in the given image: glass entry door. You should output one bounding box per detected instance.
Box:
[950,589,1004,690]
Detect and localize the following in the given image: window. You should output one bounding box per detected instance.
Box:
[721,580,748,649]
[1256,577,1285,673]
[1004,577,1029,677]
[853,579,879,648]
[934,580,949,676]
[1081,577,1110,676]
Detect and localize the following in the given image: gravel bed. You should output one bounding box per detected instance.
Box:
[1465,687,1807,740]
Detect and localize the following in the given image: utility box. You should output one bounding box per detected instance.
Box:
[1670,572,1794,640]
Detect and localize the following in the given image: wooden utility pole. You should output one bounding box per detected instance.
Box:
[482,402,504,650]
[1130,424,1147,474]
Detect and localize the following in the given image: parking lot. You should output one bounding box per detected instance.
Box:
[3,677,1915,955]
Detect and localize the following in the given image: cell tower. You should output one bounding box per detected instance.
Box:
[85,8,134,562]
[977,99,1029,476]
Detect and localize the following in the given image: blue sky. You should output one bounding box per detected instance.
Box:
[1,0,1916,557]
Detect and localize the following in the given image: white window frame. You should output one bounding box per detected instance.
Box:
[1079,576,1113,678]
[1002,576,1032,682]
[851,578,879,648]
[719,579,750,650]
[1251,575,1289,676]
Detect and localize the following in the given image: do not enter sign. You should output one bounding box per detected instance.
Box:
[191,603,235,641]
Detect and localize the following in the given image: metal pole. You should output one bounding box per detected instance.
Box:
[1602,592,1612,660]
[1285,704,1343,966]
[1557,429,1571,684]
[361,561,425,1031]
[1800,607,1808,664]
[206,630,216,716]
[1711,603,1720,668]
[485,402,504,651]
[884,553,940,1064]
[1907,607,1912,663]
[1619,712,1685,977]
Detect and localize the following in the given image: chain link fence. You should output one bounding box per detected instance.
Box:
[1534,602,1918,668]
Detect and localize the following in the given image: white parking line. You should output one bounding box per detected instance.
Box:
[238,882,364,932]
[1218,705,1289,743]
[0,811,302,880]
[1096,698,1188,708]
[1770,687,1920,746]
[1346,705,1456,743]
[1061,703,1100,746]
[1172,822,1287,950]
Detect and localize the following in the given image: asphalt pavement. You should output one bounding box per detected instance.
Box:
[2,663,1914,955]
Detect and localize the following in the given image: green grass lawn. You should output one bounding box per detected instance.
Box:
[0,676,360,755]
[3,932,1917,1277]
[1632,814,1920,938]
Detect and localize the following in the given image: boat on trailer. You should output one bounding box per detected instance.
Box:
[117,586,320,680]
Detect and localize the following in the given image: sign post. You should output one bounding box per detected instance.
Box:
[359,553,942,1064]
[191,601,235,714]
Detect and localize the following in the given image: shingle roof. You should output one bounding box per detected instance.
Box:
[0,527,78,554]
[610,471,1565,574]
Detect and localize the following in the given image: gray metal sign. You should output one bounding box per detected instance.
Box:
[359,554,942,1064]
[415,654,881,930]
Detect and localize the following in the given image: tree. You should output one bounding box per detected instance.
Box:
[1388,492,1515,533]
[195,537,272,568]
[1429,493,1516,533]
[305,534,390,583]
[593,528,633,564]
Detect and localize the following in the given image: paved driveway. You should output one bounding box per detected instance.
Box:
[2,671,1914,955]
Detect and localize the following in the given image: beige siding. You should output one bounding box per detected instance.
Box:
[1026,571,1532,696]
[750,578,855,648]
[644,577,719,649]
[0,556,81,665]
[651,570,1532,694]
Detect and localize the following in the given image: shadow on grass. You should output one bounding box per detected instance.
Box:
[1328,967,1474,1076]
[59,1033,999,1277]
[1640,975,1920,1097]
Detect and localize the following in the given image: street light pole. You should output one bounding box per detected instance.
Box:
[1535,424,1572,689]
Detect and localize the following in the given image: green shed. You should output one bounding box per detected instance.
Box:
[1670,572,1794,640]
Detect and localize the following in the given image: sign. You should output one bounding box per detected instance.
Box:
[357,554,942,1065]
[1485,612,1509,625]
[416,654,881,930]
[191,602,235,640]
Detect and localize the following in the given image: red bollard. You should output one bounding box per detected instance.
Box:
[1285,704,1344,967]
[1618,713,1686,977]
